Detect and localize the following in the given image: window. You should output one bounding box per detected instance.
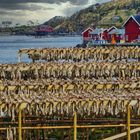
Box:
[126,35,128,41]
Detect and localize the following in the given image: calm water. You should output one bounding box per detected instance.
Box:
[0,35,82,63]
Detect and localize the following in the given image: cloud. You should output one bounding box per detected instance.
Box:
[0,10,26,15]
[95,0,111,3]
[0,3,54,11]
[62,5,86,17]
[0,0,89,5]
[0,0,109,25]
[0,0,89,12]
[0,3,64,25]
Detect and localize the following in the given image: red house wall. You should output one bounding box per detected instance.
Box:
[106,27,117,42]
[114,35,122,42]
[36,25,54,32]
[82,28,93,41]
[102,30,109,41]
[125,18,140,42]
[83,29,92,37]
[103,27,117,42]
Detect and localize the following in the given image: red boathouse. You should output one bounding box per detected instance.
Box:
[82,27,93,43]
[102,26,117,42]
[36,25,54,36]
[123,15,140,42]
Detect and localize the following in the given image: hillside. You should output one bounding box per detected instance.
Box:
[44,0,140,33]
[43,16,66,28]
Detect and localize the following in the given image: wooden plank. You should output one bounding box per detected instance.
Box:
[103,127,140,140]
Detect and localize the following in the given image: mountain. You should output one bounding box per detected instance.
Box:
[44,0,140,33]
[43,16,66,29]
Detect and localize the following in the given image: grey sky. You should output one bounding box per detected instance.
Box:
[0,0,109,25]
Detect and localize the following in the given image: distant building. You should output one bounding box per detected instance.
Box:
[123,15,140,42]
[107,26,117,33]
[101,26,125,43]
[1,21,12,28]
[82,27,93,43]
[108,29,125,43]
[105,26,117,42]
[90,28,103,39]
[81,15,140,44]
[90,28,107,44]
[36,25,54,36]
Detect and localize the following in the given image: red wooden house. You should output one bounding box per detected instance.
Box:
[102,29,108,41]
[90,28,107,44]
[108,26,117,32]
[90,28,105,40]
[36,25,54,36]
[108,29,125,43]
[123,15,140,42]
[82,27,93,42]
[102,26,117,42]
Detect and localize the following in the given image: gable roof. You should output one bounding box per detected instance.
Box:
[108,29,125,35]
[107,26,117,32]
[123,15,140,27]
[82,27,93,34]
[90,28,105,35]
[134,15,140,25]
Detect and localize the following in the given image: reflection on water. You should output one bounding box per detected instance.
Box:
[0,36,82,63]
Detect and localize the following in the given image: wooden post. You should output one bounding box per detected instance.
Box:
[18,108,22,140]
[86,128,90,140]
[127,105,131,140]
[68,129,71,140]
[74,112,77,140]
[18,103,27,140]
[18,54,21,63]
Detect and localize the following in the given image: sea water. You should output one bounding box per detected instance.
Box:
[0,35,82,63]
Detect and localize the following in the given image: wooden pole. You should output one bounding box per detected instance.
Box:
[68,129,71,140]
[74,112,77,140]
[18,103,27,140]
[127,105,131,140]
[18,108,22,140]
[18,54,21,63]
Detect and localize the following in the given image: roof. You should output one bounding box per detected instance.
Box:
[107,26,117,32]
[108,29,125,35]
[134,15,140,25]
[123,15,140,27]
[82,27,93,34]
[90,28,105,35]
